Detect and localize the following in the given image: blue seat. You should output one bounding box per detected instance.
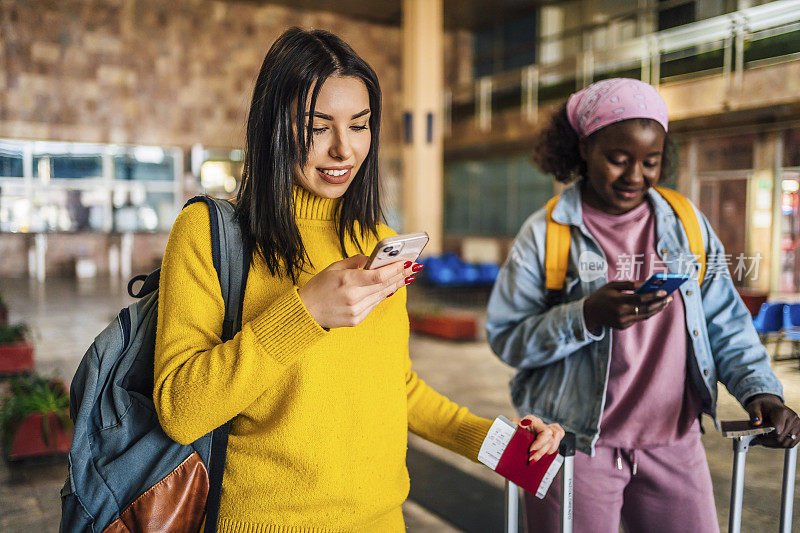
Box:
[420,253,499,287]
[779,303,800,361]
[782,303,800,337]
[753,302,785,336]
[751,302,786,360]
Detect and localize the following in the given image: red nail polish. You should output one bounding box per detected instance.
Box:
[387,292,395,297]
[412,264,425,273]
[520,418,532,427]
[405,276,415,284]
[403,261,412,268]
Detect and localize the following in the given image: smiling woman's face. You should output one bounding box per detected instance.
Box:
[293,75,371,199]
[579,119,666,215]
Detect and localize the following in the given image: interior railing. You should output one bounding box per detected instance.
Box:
[446,0,800,133]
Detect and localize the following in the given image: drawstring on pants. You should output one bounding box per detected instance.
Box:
[614,448,638,476]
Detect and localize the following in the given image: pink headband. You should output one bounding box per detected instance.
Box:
[566,78,669,137]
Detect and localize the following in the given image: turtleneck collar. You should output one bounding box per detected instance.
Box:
[293,186,340,221]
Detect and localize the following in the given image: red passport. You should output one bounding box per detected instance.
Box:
[478,416,563,498]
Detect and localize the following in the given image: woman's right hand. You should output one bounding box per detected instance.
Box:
[298,254,414,329]
[583,281,673,332]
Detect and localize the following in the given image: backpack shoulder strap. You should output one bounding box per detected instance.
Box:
[187,196,249,340]
[653,187,706,284]
[184,195,249,533]
[545,196,571,292]
[544,189,706,295]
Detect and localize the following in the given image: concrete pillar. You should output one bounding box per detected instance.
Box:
[121,232,133,280]
[402,0,444,253]
[751,132,780,293]
[767,132,784,294]
[34,233,46,282]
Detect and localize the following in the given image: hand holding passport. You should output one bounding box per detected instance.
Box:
[478,416,564,498]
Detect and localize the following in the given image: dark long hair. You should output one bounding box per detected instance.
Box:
[531,103,674,183]
[235,28,383,283]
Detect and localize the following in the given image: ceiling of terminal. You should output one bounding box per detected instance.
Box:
[234,0,548,30]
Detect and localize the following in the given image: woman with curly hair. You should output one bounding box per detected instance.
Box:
[486,78,800,532]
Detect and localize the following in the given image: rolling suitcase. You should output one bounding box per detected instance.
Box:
[505,432,576,533]
[722,420,797,533]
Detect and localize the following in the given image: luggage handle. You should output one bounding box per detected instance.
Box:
[723,420,797,533]
[505,432,576,533]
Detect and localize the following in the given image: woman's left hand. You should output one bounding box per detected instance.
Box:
[510,415,565,463]
[745,393,800,448]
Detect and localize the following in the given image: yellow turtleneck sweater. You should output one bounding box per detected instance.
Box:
[154,187,493,532]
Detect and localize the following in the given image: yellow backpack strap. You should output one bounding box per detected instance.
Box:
[654,186,706,284]
[545,196,571,292]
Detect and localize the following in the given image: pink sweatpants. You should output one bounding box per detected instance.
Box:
[523,434,719,533]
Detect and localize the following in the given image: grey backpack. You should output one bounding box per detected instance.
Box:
[60,196,250,533]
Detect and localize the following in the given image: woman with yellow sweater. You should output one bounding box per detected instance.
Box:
[154,28,563,532]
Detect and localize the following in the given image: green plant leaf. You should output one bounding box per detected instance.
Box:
[0,323,28,344]
[0,373,70,454]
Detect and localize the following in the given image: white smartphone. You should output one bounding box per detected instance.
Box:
[364,231,429,270]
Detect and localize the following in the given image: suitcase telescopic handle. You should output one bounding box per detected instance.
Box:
[504,432,576,533]
[559,433,576,533]
[726,429,797,533]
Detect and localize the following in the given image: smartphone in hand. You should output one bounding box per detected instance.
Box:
[364,232,429,270]
[720,419,775,438]
[635,273,689,297]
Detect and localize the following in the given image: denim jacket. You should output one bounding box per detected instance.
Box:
[485,183,783,454]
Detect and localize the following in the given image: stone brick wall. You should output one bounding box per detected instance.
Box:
[0,0,473,278]
[0,0,428,149]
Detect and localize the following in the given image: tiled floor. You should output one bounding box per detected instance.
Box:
[1,277,799,532]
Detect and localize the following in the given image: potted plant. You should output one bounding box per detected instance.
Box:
[0,373,72,461]
[0,323,34,376]
[409,310,479,341]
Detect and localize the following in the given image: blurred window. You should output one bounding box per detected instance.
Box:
[0,142,24,178]
[780,170,800,292]
[200,161,241,195]
[113,189,176,232]
[192,146,243,198]
[444,153,552,236]
[658,0,695,31]
[473,13,538,78]
[698,175,750,288]
[114,147,175,181]
[33,154,103,180]
[659,42,725,82]
[697,134,754,172]
[0,183,29,232]
[28,188,107,232]
[502,15,538,70]
[696,132,754,288]
[744,27,800,66]
[0,138,180,234]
